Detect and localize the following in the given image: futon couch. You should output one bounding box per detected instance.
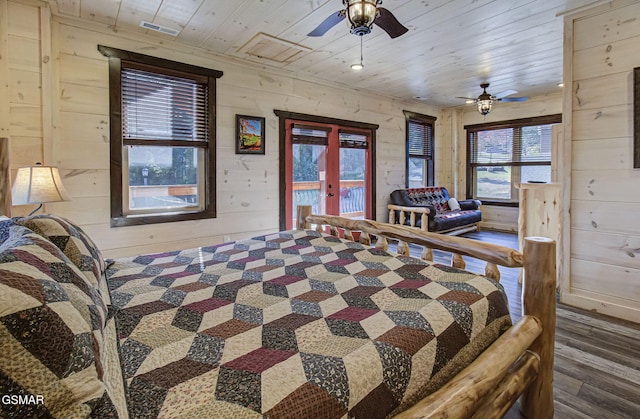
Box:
[388,186,481,235]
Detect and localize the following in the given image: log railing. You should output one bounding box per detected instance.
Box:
[297,205,522,282]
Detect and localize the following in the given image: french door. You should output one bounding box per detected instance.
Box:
[283,118,374,230]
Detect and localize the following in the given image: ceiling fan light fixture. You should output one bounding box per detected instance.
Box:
[476,83,494,115]
[477,99,493,115]
[345,0,379,36]
[458,83,528,115]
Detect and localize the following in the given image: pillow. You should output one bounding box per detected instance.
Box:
[0,224,117,417]
[448,197,461,211]
[17,215,110,306]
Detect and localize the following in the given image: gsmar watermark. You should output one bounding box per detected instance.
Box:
[1,394,45,405]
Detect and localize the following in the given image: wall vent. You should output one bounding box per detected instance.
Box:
[140,21,180,37]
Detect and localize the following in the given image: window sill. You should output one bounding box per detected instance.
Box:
[475,200,519,208]
[111,209,216,227]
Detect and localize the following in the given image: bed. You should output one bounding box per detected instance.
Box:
[0,143,555,418]
[101,205,556,419]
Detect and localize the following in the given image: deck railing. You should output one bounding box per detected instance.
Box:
[129,184,198,208]
[293,180,365,217]
[128,180,366,215]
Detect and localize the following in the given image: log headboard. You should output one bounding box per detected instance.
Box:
[0,138,11,216]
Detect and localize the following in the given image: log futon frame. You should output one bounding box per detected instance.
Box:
[297,205,556,419]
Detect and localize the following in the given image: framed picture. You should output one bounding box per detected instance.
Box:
[236,114,265,155]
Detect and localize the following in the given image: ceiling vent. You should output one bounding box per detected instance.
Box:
[237,33,311,64]
[140,21,180,37]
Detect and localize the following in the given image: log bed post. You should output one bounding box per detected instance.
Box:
[520,236,556,419]
[0,138,11,217]
[296,205,312,230]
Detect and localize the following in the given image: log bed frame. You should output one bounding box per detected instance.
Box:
[0,142,554,418]
[0,138,11,217]
[297,205,556,419]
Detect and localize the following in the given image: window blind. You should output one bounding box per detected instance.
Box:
[121,66,209,142]
[408,119,434,160]
[291,124,329,145]
[468,124,553,166]
[339,131,368,149]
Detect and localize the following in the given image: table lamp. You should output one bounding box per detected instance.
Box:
[11,163,71,215]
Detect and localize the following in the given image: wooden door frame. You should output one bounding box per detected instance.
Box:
[274,110,379,231]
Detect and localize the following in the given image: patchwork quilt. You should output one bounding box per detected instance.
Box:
[107,229,512,418]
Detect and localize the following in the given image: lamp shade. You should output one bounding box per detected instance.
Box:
[11,165,71,205]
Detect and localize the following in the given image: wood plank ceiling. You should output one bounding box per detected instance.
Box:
[47,0,599,108]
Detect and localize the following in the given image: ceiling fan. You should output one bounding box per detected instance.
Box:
[458,83,528,115]
[307,0,409,39]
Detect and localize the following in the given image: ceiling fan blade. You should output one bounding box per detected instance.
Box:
[374,8,408,38]
[495,89,518,98]
[456,96,477,101]
[499,97,528,102]
[307,10,345,37]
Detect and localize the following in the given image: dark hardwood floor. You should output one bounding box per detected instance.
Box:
[394,230,640,419]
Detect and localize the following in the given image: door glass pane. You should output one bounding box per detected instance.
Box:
[126,146,202,213]
[339,147,366,219]
[292,143,327,225]
[475,166,511,200]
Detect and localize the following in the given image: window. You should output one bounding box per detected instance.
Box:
[99,46,223,227]
[404,111,436,187]
[466,114,561,204]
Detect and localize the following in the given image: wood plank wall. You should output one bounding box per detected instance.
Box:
[1,0,444,258]
[1,1,45,217]
[562,0,640,323]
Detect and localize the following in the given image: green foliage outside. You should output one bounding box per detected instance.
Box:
[129,148,197,186]
[293,144,318,182]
